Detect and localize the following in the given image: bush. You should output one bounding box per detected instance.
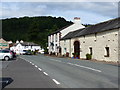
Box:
[86,53,92,60]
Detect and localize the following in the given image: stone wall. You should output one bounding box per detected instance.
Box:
[60,28,119,62]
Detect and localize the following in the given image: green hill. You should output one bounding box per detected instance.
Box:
[2,16,73,50]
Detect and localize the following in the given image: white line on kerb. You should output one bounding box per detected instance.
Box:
[52,79,60,84]
[43,72,48,75]
[74,64,101,72]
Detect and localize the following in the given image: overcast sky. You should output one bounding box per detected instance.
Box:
[1,2,119,24]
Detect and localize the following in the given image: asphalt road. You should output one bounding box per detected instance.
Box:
[1,58,60,89]
[20,54,119,88]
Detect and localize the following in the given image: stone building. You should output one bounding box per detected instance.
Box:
[48,17,85,55]
[60,17,120,62]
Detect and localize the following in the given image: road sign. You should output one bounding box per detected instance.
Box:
[0,43,8,46]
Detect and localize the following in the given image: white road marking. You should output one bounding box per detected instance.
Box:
[38,68,42,71]
[32,63,34,65]
[43,72,48,75]
[52,79,60,85]
[21,57,101,73]
[56,60,61,62]
[74,64,101,72]
[50,59,62,62]
[29,62,32,63]
[35,65,38,68]
[67,62,74,65]
[50,59,55,61]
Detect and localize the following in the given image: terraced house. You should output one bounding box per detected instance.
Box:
[60,17,120,62]
[48,17,85,55]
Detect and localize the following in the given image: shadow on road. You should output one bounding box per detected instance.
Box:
[0,77,13,89]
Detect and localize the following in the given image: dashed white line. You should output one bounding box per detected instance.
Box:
[52,79,60,85]
[35,65,38,68]
[43,72,48,76]
[38,68,42,71]
[32,63,34,65]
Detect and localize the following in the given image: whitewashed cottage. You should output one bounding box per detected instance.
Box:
[60,17,120,62]
[10,40,44,54]
[48,17,85,55]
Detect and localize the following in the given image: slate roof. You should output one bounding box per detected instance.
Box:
[14,42,39,46]
[61,17,120,40]
[60,29,84,40]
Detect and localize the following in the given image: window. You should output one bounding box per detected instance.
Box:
[0,50,2,53]
[115,34,117,36]
[64,40,66,45]
[89,47,92,55]
[2,50,9,53]
[64,48,67,53]
[105,47,109,57]
[59,33,61,39]
[56,34,57,42]
[95,33,97,37]
[83,35,85,39]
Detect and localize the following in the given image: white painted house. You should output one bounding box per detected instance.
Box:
[10,40,44,54]
[48,17,85,55]
[60,17,120,62]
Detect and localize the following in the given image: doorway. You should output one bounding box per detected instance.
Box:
[74,41,80,58]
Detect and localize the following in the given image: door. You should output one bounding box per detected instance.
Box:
[74,41,80,58]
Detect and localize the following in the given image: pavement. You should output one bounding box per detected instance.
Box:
[1,57,60,89]
[20,54,119,88]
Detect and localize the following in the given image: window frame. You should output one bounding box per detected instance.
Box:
[104,47,110,57]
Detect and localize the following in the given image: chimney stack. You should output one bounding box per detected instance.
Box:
[73,17,81,24]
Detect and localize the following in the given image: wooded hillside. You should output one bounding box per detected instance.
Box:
[2,16,73,49]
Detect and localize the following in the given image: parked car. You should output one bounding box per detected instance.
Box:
[0,50,13,61]
[23,51,32,55]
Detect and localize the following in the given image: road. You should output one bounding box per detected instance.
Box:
[19,54,119,88]
[1,58,60,89]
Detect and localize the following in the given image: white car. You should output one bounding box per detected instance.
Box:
[0,50,13,61]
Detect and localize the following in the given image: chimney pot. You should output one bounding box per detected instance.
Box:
[73,17,81,24]
[74,17,80,20]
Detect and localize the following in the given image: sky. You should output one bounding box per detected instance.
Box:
[0,1,119,24]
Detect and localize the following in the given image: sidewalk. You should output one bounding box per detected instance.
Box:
[44,54,119,66]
